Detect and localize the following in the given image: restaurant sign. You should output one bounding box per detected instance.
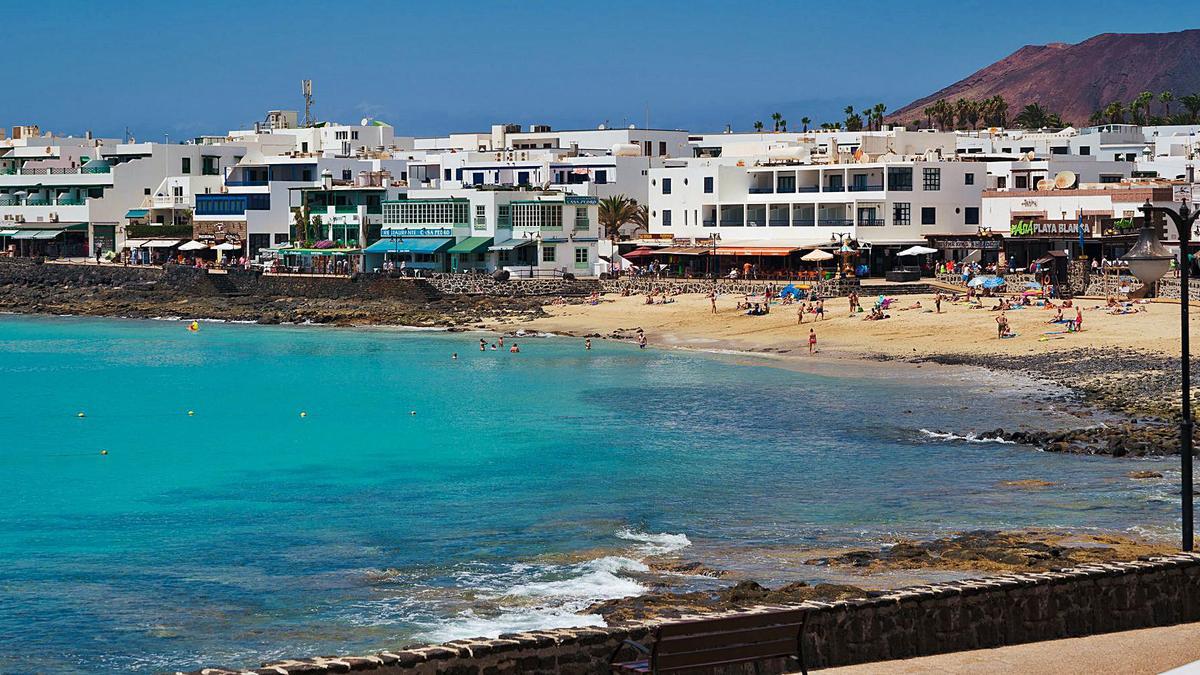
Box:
[1009,220,1091,238]
[380,227,453,238]
[564,195,599,205]
[194,221,245,244]
[934,237,1002,250]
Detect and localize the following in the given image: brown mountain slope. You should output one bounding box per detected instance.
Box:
[891,30,1200,126]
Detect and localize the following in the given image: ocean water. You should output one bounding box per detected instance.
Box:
[0,315,1181,673]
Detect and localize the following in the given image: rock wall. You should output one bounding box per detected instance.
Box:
[179,552,1200,675]
[425,274,602,297]
[0,257,166,288]
[599,277,861,297]
[1158,278,1200,302]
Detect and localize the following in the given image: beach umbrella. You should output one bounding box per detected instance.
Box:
[780,284,801,298]
[1024,280,1043,290]
[213,242,239,251]
[896,245,938,257]
[981,276,1006,289]
[178,240,207,251]
[801,249,834,262]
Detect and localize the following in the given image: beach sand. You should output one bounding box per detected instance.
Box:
[508,291,1191,361]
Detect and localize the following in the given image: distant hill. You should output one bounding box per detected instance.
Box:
[890,30,1200,127]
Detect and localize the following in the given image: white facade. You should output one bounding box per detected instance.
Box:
[415,124,690,158]
[646,158,985,250]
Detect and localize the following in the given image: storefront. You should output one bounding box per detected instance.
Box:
[362,227,454,273]
[1,223,89,258]
[924,234,1004,267]
[447,237,493,272]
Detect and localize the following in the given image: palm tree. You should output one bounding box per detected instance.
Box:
[753,120,764,133]
[1104,101,1125,124]
[629,203,649,237]
[779,119,788,132]
[598,195,639,269]
[843,105,863,131]
[923,104,934,129]
[291,206,309,244]
[984,95,1009,127]
[1161,91,1174,119]
[1181,93,1200,124]
[872,103,887,131]
[1014,103,1050,129]
[1131,91,1154,125]
[800,116,810,132]
[1088,110,1104,126]
[771,112,782,132]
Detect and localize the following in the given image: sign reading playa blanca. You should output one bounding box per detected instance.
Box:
[1009,220,1091,238]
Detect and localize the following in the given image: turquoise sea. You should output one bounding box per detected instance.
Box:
[0,315,1181,673]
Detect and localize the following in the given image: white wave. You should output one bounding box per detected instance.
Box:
[508,556,647,599]
[418,606,607,643]
[918,429,1016,444]
[615,528,693,555]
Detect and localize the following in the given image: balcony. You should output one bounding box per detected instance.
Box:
[795,186,820,193]
[848,184,884,192]
[703,219,717,226]
[26,197,49,206]
[226,180,269,187]
[748,187,774,194]
[768,218,789,227]
[791,219,816,226]
[0,195,17,206]
[858,218,885,226]
[335,205,359,214]
[719,220,744,227]
[56,198,84,206]
[153,195,189,209]
[823,185,845,193]
[817,218,853,226]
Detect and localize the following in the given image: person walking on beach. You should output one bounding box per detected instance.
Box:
[996,312,1010,339]
[638,333,647,349]
[808,328,817,354]
[935,292,943,314]
[710,292,717,314]
[1074,307,1083,332]
[815,299,825,321]
[797,303,804,325]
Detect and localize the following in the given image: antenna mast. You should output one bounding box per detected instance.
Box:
[302,79,315,127]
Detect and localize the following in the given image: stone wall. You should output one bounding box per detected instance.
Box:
[599,277,861,297]
[1158,278,1200,302]
[425,274,602,297]
[180,552,1200,675]
[0,257,166,288]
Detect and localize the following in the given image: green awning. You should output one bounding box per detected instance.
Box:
[12,230,64,240]
[447,236,493,254]
[363,237,453,254]
[125,209,149,218]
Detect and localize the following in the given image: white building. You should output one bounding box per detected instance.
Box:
[645,155,984,274]
[690,127,956,160]
[415,123,690,158]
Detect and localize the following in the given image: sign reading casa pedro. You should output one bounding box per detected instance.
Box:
[564,195,599,205]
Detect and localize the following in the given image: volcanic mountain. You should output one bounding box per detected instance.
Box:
[890,29,1200,126]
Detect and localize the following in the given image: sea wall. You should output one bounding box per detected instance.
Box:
[1158,278,1200,302]
[179,552,1200,675]
[425,274,602,297]
[599,277,861,297]
[0,256,166,288]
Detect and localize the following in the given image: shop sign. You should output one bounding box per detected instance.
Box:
[381,227,452,237]
[1009,220,1091,238]
[194,220,246,244]
[935,238,1002,250]
[564,195,599,205]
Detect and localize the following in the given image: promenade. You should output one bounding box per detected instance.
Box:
[813,622,1200,674]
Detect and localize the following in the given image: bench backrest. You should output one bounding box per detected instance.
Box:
[651,609,806,672]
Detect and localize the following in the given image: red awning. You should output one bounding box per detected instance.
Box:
[622,247,657,258]
[716,246,796,256]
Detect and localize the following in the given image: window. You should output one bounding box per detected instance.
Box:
[1019,147,1035,154]
[472,172,484,185]
[893,202,911,226]
[997,177,1007,188]
[144,187,151,195]
[542,246,556,263]
[1100,175,1122,184]
[498,205,511,227]
[274,233,289,244]
[595,170,607,184]
[382,200,471,226]
[351,131,358,140]
[887,167,912,191]
[1078,146,1091,156]
[575,247,588,264]
[474,205,486,227]
[574,207,589,229]
[1015,175,1029,189]
[342,169,352,180]
[498,249,510,263]
[181,157,191,174]
[444,169,452,181]
[302,169,313,182]
[964,172,975,185]
[922,168,941,191]
[704,176,714,193]
[662,177,672,194]
[921,206,936,225]
[510,203,564,229]
[662,209,672,227]
[965,207,979,225]
[1050,146,1069,155]
[659,141,667,156]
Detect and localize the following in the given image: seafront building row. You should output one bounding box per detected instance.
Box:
[1,114,1198,278]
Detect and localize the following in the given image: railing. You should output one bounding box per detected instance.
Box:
[858,218,885,226]
[768,219,789,226]
[719,220,744,227]
[776,185,796,194]
[824,185,845,192]
[26,198,49,206]
[56,198,83,206]
[153,195,189,208]
[748,187,773,194]
[849,184,884,192]
[0,196,17,206]
[795,186,820,193]
[5,166,111,176]
[225,180,268,187]
[335,205,358,214]
[702,220,717,227]
[791,219,816,226]
[889,184,913,192]
[817,218,853,226]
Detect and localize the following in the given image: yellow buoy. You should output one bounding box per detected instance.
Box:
[187,410,195,416]
[299,411,308,418]
[188,321,200,332]
[76,412,86,418]
[100,450,108,456]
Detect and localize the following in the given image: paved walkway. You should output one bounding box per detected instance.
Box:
[813,622,1200,674]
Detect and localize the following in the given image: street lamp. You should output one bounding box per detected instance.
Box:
[709,232,721,280]
[1127,198,1198,551]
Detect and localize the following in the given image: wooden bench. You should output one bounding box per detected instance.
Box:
[610,608,809,674]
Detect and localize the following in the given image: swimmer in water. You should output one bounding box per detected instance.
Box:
[510,343,520,353]
[452,353,458,360]
[490,344,498,350]
[585,338,592,350]
[479,339,486,352]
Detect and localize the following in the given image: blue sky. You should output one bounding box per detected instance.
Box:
[1,0,1194,139]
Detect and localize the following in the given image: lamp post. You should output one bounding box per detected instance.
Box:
[709,232,721,280]
[1127,198,1198,551]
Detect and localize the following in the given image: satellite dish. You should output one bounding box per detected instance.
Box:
[1053,171,1077,189]
[361,118,370,126]
[1036,178,1054,190]
[1025,151,1036,161]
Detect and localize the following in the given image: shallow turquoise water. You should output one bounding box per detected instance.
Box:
[0,315,1180,673]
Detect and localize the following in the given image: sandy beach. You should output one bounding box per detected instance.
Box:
[510,290,1192,361]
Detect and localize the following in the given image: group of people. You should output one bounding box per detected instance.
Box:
[477,337,521,353]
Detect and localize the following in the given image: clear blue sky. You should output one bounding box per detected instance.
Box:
[1,0,1194,139]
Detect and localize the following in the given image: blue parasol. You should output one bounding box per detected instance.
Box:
[968,275,1006,289]
[1025,281,1043,290]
